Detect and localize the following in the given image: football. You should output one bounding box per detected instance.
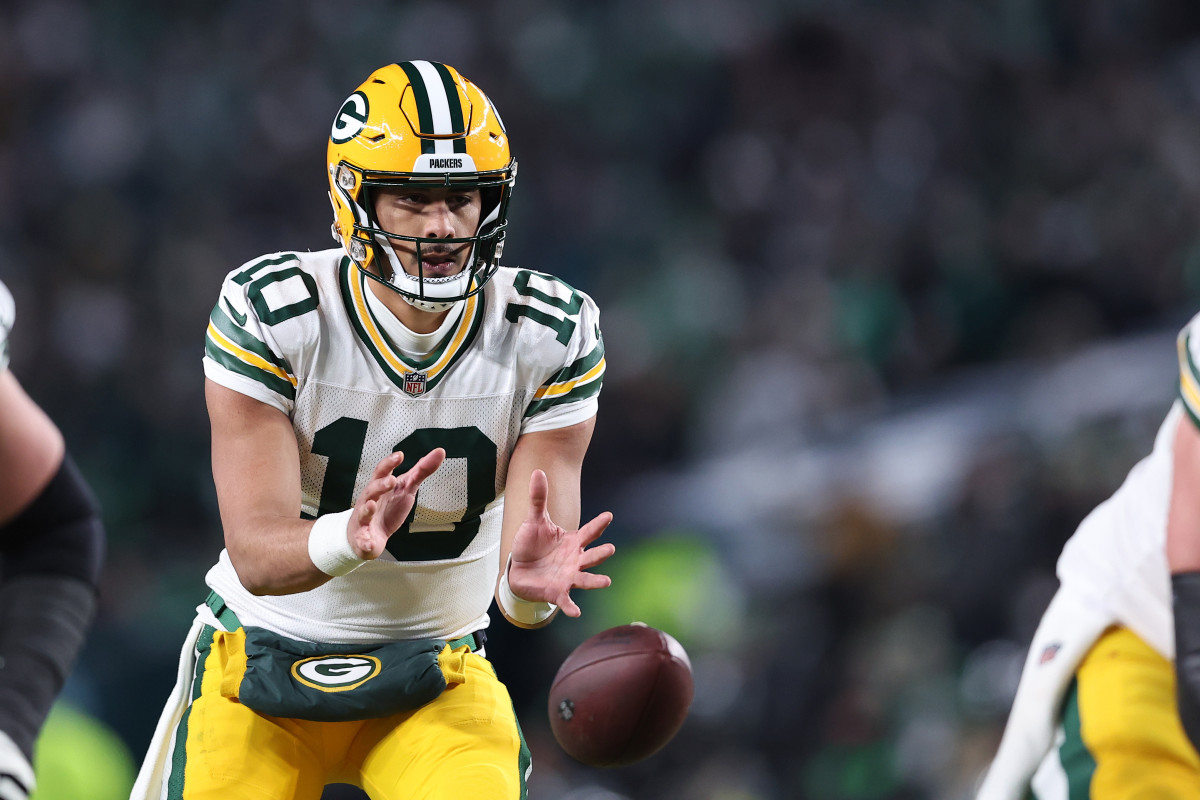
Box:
[547,623,693,767]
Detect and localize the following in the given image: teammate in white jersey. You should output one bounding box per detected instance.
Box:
[976,315,1200,799]
[132,62,613,800]
[0,279,104,800]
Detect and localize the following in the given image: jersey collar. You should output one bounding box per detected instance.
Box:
[339,258,483,394]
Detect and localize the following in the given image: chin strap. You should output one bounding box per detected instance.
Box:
[393,270,471,314]
[367,232,475,313]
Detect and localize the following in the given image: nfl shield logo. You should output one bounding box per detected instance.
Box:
[402,371,427,397]
[1039,643,1061,665]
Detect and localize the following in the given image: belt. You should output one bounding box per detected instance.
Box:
[204,590,487,652]
[206,590,242,630]
[451,629,488,653]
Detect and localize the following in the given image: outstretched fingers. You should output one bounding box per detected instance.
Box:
[525,469,549,520]
[574,571,612,591]
[577,511,614,546]
[396,447,445,491]
[372,450,406,480]
[350,498,383,557]
[558,594,582,618]
[360,472,397,506]
[556,569,612,618]
[579,541,616,570]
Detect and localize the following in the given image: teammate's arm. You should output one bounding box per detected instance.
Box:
[0,371,103,799]
[1167,411,1200,752]
[495,417,614,628]
[0,372,63,521]
[208,379,443,595]
[1168,411,1200,752]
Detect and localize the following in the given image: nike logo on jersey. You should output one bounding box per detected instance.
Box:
[224,298,248,327]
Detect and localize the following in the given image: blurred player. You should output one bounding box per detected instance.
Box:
[977,315,1200,798]
[131,61,612,799]
[0,279,104,800]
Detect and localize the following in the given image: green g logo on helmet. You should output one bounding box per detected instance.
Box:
[330,92,369,144]
[291,654,382,692]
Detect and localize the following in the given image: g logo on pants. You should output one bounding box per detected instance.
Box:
[291,655,381,692]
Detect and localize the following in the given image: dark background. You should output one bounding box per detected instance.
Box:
[5,0,1200,797]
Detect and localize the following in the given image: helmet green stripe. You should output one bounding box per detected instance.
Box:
[398,61,436,155]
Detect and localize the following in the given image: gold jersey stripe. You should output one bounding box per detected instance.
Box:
[533,357,606,400]
[206,322,297,388]
[1182,366,1200,413]
[348,276,401,372]
[1179,335,1200,414]
[428,293,479,375]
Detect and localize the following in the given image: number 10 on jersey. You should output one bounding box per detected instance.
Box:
[310,418,498,562]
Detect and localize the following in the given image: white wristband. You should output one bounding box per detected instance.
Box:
[497,557,557,626]
[307,509,364,577]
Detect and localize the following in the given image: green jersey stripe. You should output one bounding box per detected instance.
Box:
[359,280,460,372]
[206,337,296,400]
[338,260,410,387]
[514,269,584,314]
[540,340,605,390]
[524,376,603,418]
[431,62,468,153]
[339,259,484,394]
[399,61,436,155]
[1179,332,1200,420]
[1182,331,1200,385]
[208,305,293,377]
[232,253,300,286]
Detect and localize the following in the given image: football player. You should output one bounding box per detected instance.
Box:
[131,61,613,799]
[0,280,104,800]
[976,320,1200,798]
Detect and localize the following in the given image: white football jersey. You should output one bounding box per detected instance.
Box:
[0,279,13,372]
[201,249,604,644]
[1055,311,1200,659]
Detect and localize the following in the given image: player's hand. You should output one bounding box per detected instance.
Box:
[0,731,33,800]
[508,469,615,617]
[347,448,445,560]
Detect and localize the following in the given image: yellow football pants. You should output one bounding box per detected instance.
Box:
[1043,626,1200,799]
[160,625,530,800]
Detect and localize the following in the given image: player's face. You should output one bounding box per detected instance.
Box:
[373,187,482,279]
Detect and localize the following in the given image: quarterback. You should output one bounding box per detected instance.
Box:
[977,314,1200,798]
[0,279,104,800]
[132,61,613,799]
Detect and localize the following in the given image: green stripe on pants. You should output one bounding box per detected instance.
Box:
[1058,679,1097,800]
[167,625,216,799]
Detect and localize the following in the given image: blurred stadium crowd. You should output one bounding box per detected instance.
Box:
[3,0,1200,797]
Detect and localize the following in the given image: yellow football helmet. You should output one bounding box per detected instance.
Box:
[327,61,517,311]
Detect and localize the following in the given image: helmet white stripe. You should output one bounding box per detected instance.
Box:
[411,60,456,155]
